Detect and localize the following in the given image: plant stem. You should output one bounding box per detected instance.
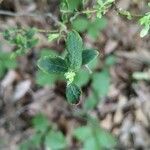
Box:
[113,4,143,18]
[0,10,68,32]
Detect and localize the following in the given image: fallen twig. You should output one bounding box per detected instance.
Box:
[0,10,67,32]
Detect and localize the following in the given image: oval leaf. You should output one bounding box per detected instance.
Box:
[45,130,67,150]
[66,31,83,70]
[66,83,81,104]
[38,56,68,74]
[82,49,99,65]
[140,26,149,37]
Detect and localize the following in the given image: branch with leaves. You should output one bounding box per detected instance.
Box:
[0,0,149,37]
[38,31,99,104]
[60,0,150,37]
[0,0,149,104]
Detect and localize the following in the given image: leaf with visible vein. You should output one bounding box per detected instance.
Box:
[38,56,68,74]
[66,31,83,71]
[82,49,99,65]
[66,83,81,104]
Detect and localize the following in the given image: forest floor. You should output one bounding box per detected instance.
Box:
[0,0,150,150]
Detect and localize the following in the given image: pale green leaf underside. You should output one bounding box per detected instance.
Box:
[140,26,149,37]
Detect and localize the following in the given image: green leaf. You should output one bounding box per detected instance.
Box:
[0,51,17,68]
[87,17,107,39]
[72,17,89,32]
[66,83,81,104]
[66,0,81,11]
[98,129,117,149]
[36,70,57,86]
[32,114,49,133]
[74,69,90,87]
[73,123,117,150]
[30,133,42,148]
[140,25,149,37]
[14,34,26,45]
[3,28,38,57]
[88,57,99,70]
[38,56,68,74]
[83,94,97,110]
[66,31,83,70]
[40,49,58,58]
[139,13,150,37]
[20,140,32,150]
[0,61,5,78]
[25,28,37,38]
[73,126,92,141]
[26,38,38,48]
[91,18,107,30]
[0,51,17,78]
[20,133,42,150]
[105,55,116,66]
[36,49,60,86]
[83,138,103,150]
[92,70,110,98]
[82,49,99,65]
[48,33,59,42]
[45,130,67,150]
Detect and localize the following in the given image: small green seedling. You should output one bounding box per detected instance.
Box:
[0,51,17,78]
[72,16,107,39]
[95,0,115,18]
[38,30,99,104]
[20,114,67,150]
[3,28,38,57]
[73,117,117,150]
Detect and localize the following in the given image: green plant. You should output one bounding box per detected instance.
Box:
[0,51,17,78]
[38,30,99,104]
[72,16,107,39]
[60,0,83,23]
[60,0,149,38]
[73,117,117,150]
[3,28,38,57]
[0,1,149,150]
[94,0,115,18]
[20,114,67,150]
[82,55,116,110]
[92,69,110,99]
[139,12,150,37]
[35,42,112,107]
[36,49,64,86]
